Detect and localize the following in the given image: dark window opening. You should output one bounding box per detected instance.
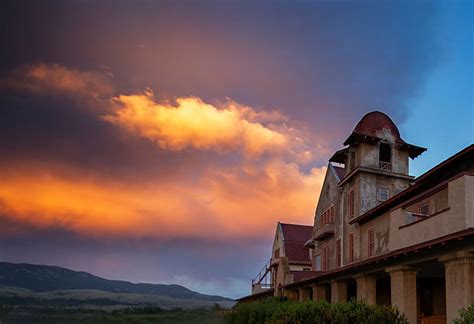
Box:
[379,143,391,163]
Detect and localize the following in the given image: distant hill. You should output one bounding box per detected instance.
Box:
[0,262,232,305]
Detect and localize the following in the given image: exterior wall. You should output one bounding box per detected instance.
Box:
[312,166,342,271]
[389,175,473,251]
[358,212,391,259]
[405,187,449,215]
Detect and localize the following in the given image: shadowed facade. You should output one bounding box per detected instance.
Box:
[241,112,474,324]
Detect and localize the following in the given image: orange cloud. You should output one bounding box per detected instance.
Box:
[104,90,290,157]
[3,63,113,99]
[0,163,325,240]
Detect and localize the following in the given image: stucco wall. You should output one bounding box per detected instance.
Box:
[389,175,472,251]
[312,166,342,271]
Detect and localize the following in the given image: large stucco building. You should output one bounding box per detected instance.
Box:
[241,111,474,324]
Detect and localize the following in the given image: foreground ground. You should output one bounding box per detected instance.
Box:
[0,306,226,324]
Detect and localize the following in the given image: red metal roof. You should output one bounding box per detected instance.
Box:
[280,223,313,264]
[280,223,313,242]
[342,111,426,158]
[291,270,319,282]
[353,111,402,142]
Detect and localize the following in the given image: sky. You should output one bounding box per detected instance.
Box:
[0,0,472,299]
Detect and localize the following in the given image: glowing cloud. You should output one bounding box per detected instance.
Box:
[0,163,325,240]
[104,90,289,157]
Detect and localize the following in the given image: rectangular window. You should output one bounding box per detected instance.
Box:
[378,187,389,202]
[336,239,341,267]
[349,233,354,263]
[331,206,335,223]
[349,190,355,218]
[315,254,321,271]
[379,143,392,170]
[322,245,329,271]
[368,228,375,258]
[420,203,429,215]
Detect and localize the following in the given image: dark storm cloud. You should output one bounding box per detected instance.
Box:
[1,0,440,153]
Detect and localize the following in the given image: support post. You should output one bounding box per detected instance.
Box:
[440,252,474,323]
[386,265,418,324]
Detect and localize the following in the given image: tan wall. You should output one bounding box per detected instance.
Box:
[358,212,391,259]
[405,187,449,215]
[312,166,342,271]
[389,175,473,251]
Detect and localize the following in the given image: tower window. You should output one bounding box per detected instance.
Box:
[378,187,389,201]
[379,143,391,170]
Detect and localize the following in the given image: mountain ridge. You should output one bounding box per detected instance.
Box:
[0,261,232,302]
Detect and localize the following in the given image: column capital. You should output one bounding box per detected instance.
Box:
[439,251,474,264]
[385,265,419,274]
[353,272,376,280]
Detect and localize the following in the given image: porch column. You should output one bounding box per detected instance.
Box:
[330,280,347,303]
[299,287,311,301]
[283,288,299,301]
[354,273,376,305]
[440,252,474,323]
[312,285,327,301]
[386,265,418,324]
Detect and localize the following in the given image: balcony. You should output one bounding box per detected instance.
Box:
[404,211,429,226]
[379,161,392,171]
[313,222,335,241]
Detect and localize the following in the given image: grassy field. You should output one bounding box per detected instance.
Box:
[0,306,226,324]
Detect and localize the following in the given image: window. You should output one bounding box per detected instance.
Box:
[336,239,341,267]
[315,254,322,271]
[349,233,354,263]
[348,190,355,218]
[379,143,392,170]
[378,187,389,202]
[420,203,429,215]
[379,143,391,162]
[322,245,329,271]
[303,268,311,271]
[368,228,375,258]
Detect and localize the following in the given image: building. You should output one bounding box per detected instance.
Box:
[251,223,314,295]
[240,111,474,323]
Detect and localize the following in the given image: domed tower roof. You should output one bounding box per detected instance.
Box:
[352,111,402,142]
[329,111,426,162]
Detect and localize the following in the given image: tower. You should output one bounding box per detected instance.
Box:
[330,111,426,218]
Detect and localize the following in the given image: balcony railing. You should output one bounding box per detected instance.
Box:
[251,259,273,293]
[379,161,392,171]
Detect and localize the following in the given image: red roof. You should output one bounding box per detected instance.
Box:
[291,270,318,281]
[280,223,313,264]
[353,111,402,142]
[280,223,313,242]
[341,111,426,159]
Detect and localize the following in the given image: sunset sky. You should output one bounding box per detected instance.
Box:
[0,1,472,298]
